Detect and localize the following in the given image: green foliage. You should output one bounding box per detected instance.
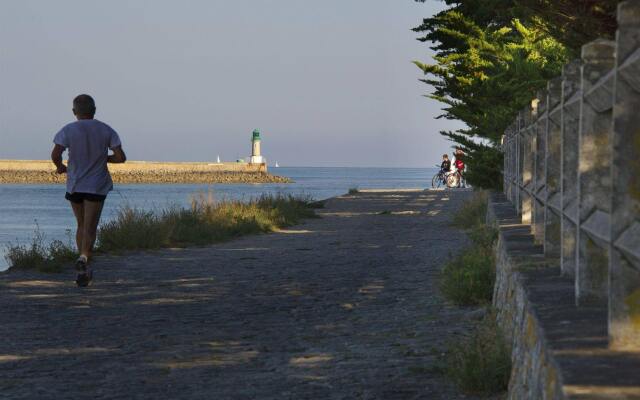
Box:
[440,238,495,306]
[439,190,509,393]
[348,187,359,195]
[413,1,571,189]
[446,311,511,395]
[308,200,326,209]
[442,192,498,306]
[98,208,169,251]
[97,194,317,252]
[414,0,619,54]
[451,191,488,229]
[5,228,76,272]
[468,225,499,250]
[47,238,77,262]
[498,0,618,52]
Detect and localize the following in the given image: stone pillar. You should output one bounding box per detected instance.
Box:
[560,60,582,277]
[516,111,525,215]
[508,122,517,202]
[576,39,615,306]
[521,105,535,225]
[533,91,547,244]
[515,122,520,196]
[503,129,509,197]
[503,125,513,200]
[544,78,563,259]
[610,1,640,350]
[506,126,513,200]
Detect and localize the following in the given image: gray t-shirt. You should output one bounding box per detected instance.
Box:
[53,119,122,195]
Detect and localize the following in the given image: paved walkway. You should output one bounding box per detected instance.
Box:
[0,189,478,400]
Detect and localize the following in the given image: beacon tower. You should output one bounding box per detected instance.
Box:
[249,129,264,164]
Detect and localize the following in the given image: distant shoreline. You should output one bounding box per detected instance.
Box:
[0,160,291,184]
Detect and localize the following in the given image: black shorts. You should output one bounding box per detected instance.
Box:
[65,192,107,204]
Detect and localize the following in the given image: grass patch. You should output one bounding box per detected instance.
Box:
[348,187,359,195]
[446,311,511,395]
[97,193,317,252]
[441,191,498,306]
[5,194,317,271]
[4,229,76,272]
[440,225,497,306]
[452,190,488,229]
[97,208,168,251]
[438,191,510,395]
[308,200,325,209]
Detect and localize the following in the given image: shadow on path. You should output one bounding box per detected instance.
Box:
[0,189,479,400]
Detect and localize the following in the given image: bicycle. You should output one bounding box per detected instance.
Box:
[432,165,450,188]
[447,170,461,188]
[431,165,462,189]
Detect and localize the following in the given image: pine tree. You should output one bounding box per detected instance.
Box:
[413,2,570,189]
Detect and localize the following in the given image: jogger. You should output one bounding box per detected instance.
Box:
[51,94,126,286]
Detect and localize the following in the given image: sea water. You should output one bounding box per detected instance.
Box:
[0,166,438,270]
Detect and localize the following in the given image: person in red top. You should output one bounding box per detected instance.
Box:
[453,147,466,188]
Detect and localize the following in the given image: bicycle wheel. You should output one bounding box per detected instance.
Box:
[446,172,459,188]
[432,173,442,188]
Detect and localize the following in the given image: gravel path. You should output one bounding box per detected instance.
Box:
[0,189,478,400]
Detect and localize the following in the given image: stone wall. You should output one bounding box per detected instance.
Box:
[488,196,563,399]
[501,1,640,351]
[489,194,640,399]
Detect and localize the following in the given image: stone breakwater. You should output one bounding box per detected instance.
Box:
[0,160,291,184]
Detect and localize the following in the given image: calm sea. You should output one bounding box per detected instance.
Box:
[0,166,438,270]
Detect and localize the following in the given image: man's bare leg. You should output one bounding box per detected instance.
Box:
[81,199,104,261]
[70,201,85,253]
[73,199,103,287]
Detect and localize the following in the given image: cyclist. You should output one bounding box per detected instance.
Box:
[453,148,466,188]
[431,154,453,188]
[440,154,451,175]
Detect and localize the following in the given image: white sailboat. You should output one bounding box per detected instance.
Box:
[275,161,279,168]
[216,155,221,163]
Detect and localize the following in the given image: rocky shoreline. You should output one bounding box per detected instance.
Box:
[0,160,291,184]
[0,170,291,184]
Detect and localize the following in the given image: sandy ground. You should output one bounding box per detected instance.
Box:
[0,189,483,400]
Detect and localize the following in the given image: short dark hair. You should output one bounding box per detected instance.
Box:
[73,94,96,116]
[443,154,449,158]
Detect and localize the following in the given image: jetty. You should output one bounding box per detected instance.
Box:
[0,190,479,399]
[0,160,290,184]
[0,128,287,184]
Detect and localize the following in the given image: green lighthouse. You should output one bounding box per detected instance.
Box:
[249,129,264,164]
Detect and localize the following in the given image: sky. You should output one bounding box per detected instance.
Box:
[0,0,461,168]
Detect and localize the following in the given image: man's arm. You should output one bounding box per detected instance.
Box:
[51,144,67,174]
[107,146,127,164]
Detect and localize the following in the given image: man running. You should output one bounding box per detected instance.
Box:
[51,94,126,287]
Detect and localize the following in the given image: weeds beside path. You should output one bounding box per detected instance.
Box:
[440,192,497,306]
[98,193,318,252]
[5,194,317,271]
[0,189,483,400]
[438,191,511,397]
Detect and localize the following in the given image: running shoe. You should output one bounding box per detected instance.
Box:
[75,258,93,287]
